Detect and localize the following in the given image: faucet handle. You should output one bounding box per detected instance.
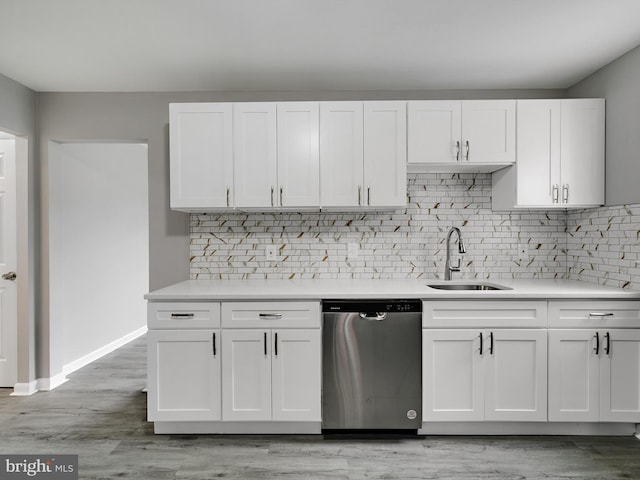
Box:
[449,258,461,272]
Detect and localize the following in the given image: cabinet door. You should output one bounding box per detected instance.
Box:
[600,329,640,422]
[461,100,515,164]
[484,329,547,421]
[363,101,407,208]
[422,329,484,421]
[147,330,220,421]
[272,329,321,421]
[407,100,461,164]
[169,103,233,210]
[516,100,561,206]
[560,99,605,207]
[221,329,271,421]
[276,103,320,208]
[233,103,277,208]
[548,329,600,422]
[319,102,364,208]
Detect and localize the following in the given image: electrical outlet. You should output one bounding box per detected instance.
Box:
[517,244,529,261]
[347,242,359,259]
[265,245,277,261]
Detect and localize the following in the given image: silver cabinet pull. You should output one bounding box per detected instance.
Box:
[552,185,559,203]
[465,141,470,161]
[279,186,283,206]
[226,187,230,207]
[259,313,283,319]
[358,185,362,206]
[455,141,461,161]
[171,313,195,319]
[562,184,569,203]
[2,272,16,281]
[589,312,614,317]
[367,186,371,206]
[270,186,274,207]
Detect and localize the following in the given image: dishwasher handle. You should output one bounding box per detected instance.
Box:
[359,312,387,321]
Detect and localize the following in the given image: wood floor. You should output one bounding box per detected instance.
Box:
[1,335,639,479]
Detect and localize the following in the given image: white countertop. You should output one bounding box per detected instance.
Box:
[145,278,640,301]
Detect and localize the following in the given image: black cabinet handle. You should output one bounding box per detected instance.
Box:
[264,332,267,356]
[489,332,494,355]
[212,332,216,357]
[275,332,278,357]
[604,332,610,355]
[593,332,600,355]
[479,332,483,355]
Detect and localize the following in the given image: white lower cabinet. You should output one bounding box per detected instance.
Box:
[221,328,321,422]
[147,329,221,422]
[548,329,640,422]
[423,328,547,422]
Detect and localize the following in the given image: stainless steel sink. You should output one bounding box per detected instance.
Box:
[427,283,511,291]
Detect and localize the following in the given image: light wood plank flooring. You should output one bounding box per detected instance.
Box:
[1,336,639,479]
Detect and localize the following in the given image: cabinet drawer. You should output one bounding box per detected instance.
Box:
[148,302,221,329]
[549,301,640,328]
[222,302,320,328]
[423,300,547,328]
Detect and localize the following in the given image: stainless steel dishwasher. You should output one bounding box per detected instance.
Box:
[322,299,422,431]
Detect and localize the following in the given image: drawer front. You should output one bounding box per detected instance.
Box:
[423,300,547,328]
[222,302,320,328]
[549,301,640,328]
[148,302,221,329]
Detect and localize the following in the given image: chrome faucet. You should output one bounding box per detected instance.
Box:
[444,227,466,280]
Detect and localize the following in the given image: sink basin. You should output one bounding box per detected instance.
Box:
[427,282,511,291]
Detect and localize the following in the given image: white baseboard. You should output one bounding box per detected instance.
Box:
[11,380,38,396]
[62,326,147,377]
[153,421,322,435]
[38,372,68,391]
[419,422,637,436]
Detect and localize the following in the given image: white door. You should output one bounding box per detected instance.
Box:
[169,103,233,210]
[0,137,17,387]
[234,103,277,208]
[516,100,561,206]
[461,100,515,164]
[271,329,321,421]
[147,330,221,422]
[560,99,605,206]
[363,101,407,208]
[221,329,272,421]
[422,329,484,421]
[319,102,364,208]
[484,329,547,421]
[276,103,320,208]
[407,100,461,164]
[548,329,600,422]
[600,329,640,422]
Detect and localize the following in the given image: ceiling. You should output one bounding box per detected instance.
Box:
[2,0,640,93]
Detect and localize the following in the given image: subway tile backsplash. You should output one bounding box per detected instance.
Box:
[190,173,569,281]
[567,204,640,290]
[190,173,640,288]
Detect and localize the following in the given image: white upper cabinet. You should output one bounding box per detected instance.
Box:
[320,101,407,209]
[492,98,605,210]
[319,102,364,208]
[169,103,233,211]
[408,100,515,171]
[364,101,407,208]
[233,103,278,209]
[277,102,320,208]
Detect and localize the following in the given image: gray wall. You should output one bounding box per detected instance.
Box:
[0,73,37,386]
[569,43,640,206]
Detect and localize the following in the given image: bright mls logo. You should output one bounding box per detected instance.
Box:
[0,455,77,479]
